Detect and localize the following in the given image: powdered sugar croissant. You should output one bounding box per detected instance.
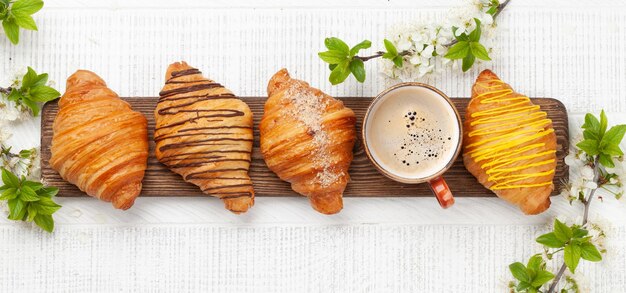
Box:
[154,62,255,214]
[260,69,356,214]
[463,70,557,215]
[50,70,148,210]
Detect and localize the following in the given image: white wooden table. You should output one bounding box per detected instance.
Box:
[1,0,626,291]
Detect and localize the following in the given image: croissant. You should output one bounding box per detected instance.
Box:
[463,70,557,214]
[260,69,356,214]
[154,62,254,213]
[50,70,148,210]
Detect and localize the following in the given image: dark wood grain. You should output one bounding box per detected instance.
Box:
[40,97,569,197]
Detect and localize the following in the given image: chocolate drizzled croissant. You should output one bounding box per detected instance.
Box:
[154,62,255,213]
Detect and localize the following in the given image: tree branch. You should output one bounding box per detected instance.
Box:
[547,157,600,293]
[0,86,11,96]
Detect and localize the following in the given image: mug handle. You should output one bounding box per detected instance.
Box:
[428,176,455,209]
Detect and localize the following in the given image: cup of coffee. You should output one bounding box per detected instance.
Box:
[362,83,462,208]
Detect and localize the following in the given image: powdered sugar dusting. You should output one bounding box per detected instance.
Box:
[284,84,339,187]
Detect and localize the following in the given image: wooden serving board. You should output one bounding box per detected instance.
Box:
[40,97,569,197]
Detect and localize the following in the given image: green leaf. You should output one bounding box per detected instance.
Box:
[468,18,482,42]
[33,196,62,215]
[26,204,37,221]
[324,37,349,55]
[33,201,61,215]
[554,219,573,243]
[601,143,624,156]
[580,242,602,262]
[602,124,626,146]
[486,5,498,15]
[328,60,350,85]
[6,88,24,102]
[349,40,371,56]
[599,153,615,168]
[564,243,582,273]
[576,139,599,156]
[13,13,37,30]
[462,53,475,72]
[1,168,21,188]
[531,270,555,287]
[526,255,543,271]
[318,50,349,64]
[7,198,26,220]
[21,97,39,116]
[392,56,403,68]
[444,41,470,60]
[29,85,61,102]
[22,66,39,88]
[572,227,588,239]
[10,0,44,16]
[2,17,19,44]
[516,281,531,291]
[582,113,601,135]
[383,39,398,56]
[509,262,530,282]
[599,110,608,137]
[328,64,337,71]
[470,42,491,61]
[33,213,54,232]
[37,186,59,198]
[19,185,40,201]
[536,232,565,248]
[0,187,17,200]
[349,58,366,83]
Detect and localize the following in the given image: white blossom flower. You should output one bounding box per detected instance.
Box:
[382,0,499,81]
[581,165,595,181]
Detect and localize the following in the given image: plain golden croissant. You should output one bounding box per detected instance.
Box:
[50,70,148,210]
[463,70,557,215]
[154,62,254,213]
[260,69,356,214]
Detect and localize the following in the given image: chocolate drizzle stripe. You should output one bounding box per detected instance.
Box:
[159,83,223,97]
[202,184,253,192]
[178,126,252,132]
[159,138,253,152]
[185,168,249,180]
[158,150,251,160]
[157,93,236,103]
[154,115,232,130]
[167,158,251,169]
[170,68,201,78]
[154,132,240,142]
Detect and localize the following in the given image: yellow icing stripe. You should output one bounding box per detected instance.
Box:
[469,117,551,137]
[492,181,553,190]
[466,79,555,190]
[490,170,555,184]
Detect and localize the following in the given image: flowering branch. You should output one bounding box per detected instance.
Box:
[318,0,509,85]
[508,111,626,293]
[546,157,599,293]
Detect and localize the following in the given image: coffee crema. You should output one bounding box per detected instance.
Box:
[365,86,460,180]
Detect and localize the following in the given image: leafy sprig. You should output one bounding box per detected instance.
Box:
[536,219,602,273]
[444,18,491,72]
[0,0,44,44]
[509,110,625,293]
[576,110,626,168]
[1,66,60,116]
[509,255,555,293]
[0,167,60,232]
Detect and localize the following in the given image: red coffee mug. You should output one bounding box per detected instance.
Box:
[361,82,462,209]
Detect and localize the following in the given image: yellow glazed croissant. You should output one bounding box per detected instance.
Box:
[463,70,557,215]
[154,62,254,214]
[260,69,356,214]
[50,70,148,210]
